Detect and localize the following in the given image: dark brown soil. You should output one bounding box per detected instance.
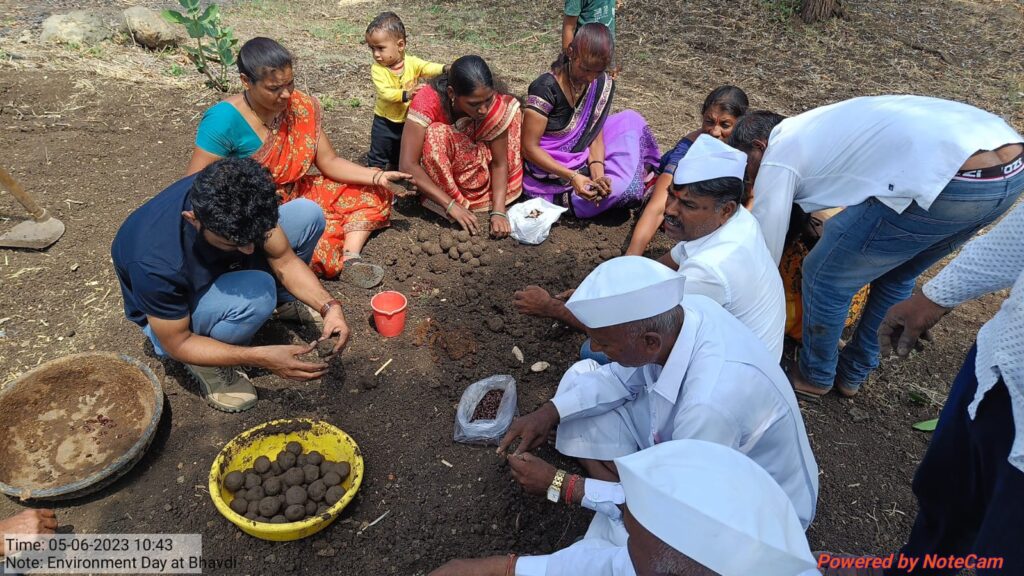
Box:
[0,353,157,490]
[0,0,1021,573]
[472,390,505,421]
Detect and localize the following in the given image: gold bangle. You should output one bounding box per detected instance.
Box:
[445,199,456,214]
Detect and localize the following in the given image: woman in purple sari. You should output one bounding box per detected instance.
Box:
[521,23,660,218]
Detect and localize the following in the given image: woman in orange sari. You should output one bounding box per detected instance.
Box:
[186,38,410,288]
[399,55,522,238]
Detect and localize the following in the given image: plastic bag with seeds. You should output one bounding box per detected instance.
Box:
[508,198,567,245]
[454,375,518,445]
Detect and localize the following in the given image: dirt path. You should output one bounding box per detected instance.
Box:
[1,1,1022,573]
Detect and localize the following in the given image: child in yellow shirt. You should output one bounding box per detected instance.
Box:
[365,12,446,170]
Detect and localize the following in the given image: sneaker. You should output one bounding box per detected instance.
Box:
[273,300,324,332]
[184,363,257,413]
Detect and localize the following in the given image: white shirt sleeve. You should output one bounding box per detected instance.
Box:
[750,164,799,265]
[551,364,643,422]
[581,479,626,521]
[923,203,1024,307]
[678,260,728,307]
[516,540,637,576]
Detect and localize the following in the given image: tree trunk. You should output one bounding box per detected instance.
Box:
[800,0,845,23]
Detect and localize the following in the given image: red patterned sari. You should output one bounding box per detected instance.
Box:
[253,90,391,278]
[407,87,522,214]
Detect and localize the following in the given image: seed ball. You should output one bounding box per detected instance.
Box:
[316,504,329,515]
[247,486,265,501]
[410,244,423,255]
[235,489,248,501]
[417,229,433,242]
[284,504,305,522]
[305,500,318,516]
[245,511,258,521]
[246,500,260,516]
[276,451,296,470]
[486,316,503,332]
[422,241,442,256]
[278,494,287,505]
[460,251,473,263]
[448,246,459,260]
[284,467,305,487]
[296,454,308,468]
[271,515,287,524]
[258,496,281,517]
[286,441,303,455]
[307,451,324,466]
[457,241,471,254]
[256,516,270,523]
[456,230,470,242]
[253,456,271,474]
[260,470,275,481]
[229,497,248,515]
[285,485,307,506]
[321,471,342,487]
[307,480,327,502]
[325,485,346,505]
[223,471,244,491]
[479,253,493,266]
[469,257,480,268]
[262,477,282,496]
[244,473,261,490]
[303,464,320,484]
[439,232,455,250]
[319,461,332,477]
[471,244,484,257]
[336,462,351,481]
[270,462,282,475]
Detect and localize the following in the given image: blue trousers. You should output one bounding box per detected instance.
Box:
[144,199,325,356]
[800,173,1024,390]
[888,345,1024,575]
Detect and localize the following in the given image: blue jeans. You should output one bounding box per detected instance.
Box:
[580,338,611,365]
[800,173,1024,390]
[887,345,1024,575]
[144,199,325,357]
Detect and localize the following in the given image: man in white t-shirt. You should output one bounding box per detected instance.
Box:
[513,135,785,362]
[729,95,1024,398]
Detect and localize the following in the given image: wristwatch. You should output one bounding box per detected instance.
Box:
[547,469,567,503]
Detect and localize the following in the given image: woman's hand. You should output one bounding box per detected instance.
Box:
[570,172,600,202]
[449,203,480,236]
[591,176,612,200]
[489,213,511,239]
[429,556,509,576]
[378,170,416,197]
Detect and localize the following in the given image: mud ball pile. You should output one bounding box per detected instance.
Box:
[413,229,491,275]
[223,441,351,524]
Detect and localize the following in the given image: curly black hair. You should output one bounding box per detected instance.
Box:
[190,157,279,247]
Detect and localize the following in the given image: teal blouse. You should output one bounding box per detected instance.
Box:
[194,101,263,158]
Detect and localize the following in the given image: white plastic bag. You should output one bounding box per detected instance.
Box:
[454,375,518,445]
[508,198,568,245]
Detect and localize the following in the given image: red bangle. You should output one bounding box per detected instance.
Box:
[505,553,517,576]
[565,474,579,506]
[319,299,342,318]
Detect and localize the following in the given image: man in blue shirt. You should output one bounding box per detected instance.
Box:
[112,158,350,412]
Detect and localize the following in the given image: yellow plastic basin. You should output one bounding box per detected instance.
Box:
[209,418,364,541]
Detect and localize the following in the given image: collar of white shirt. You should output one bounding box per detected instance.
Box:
[648,302,703,403]
[674,206,750,260]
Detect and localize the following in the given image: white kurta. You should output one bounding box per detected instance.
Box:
[749,95,1024,264]
[551,295,819,528]
[669,206,786,360]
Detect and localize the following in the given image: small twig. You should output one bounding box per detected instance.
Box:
[440,459,453,468]
[374,358,393,376]
[357,510,389,535]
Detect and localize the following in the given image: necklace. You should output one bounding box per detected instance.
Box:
[560,63,585,105]
[243,90,281,134]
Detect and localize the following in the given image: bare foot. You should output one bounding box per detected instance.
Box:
[0,509,58,554]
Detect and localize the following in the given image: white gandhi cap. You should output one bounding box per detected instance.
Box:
[616,439,818,576]
[673,133,748,186]
[565,256,685,329]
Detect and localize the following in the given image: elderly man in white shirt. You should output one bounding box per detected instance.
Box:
[877,201,1024,575]
[430,439,821,576]
[513,134,786,361]
[496,257,818,545]
[728,96,1024,399]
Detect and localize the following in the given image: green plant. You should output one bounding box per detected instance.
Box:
[162,0,238,92]
[763,0,802,22]
[319,94,340,111]
[167,63,185,77]
[346,98,361,108]
[912,418,939,432]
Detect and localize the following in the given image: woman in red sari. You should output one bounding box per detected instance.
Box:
[187,38,410,288]
[399,55,522,238]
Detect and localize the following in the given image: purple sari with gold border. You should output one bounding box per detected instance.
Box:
[523,72,660,218]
